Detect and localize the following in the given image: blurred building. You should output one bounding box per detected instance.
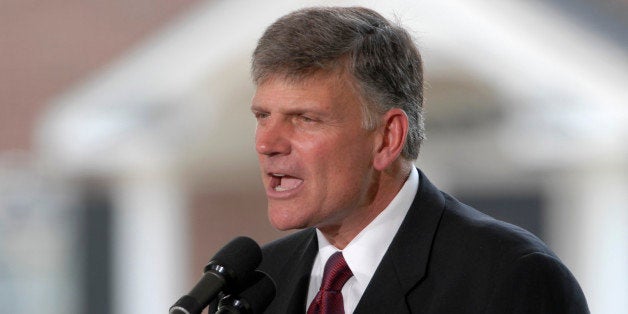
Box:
[0,1,626,313]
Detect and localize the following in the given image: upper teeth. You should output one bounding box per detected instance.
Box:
[272,173,285,177]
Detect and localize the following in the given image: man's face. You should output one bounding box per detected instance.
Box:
[251,72,378,231]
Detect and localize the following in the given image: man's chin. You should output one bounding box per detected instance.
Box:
[269,218,309,231]
[268,206,311,231]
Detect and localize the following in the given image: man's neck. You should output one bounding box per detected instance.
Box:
[318,160,414,249]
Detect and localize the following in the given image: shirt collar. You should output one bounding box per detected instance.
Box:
[315,167,419,291]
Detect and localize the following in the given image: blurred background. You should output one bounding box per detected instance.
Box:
[1,0,626,313]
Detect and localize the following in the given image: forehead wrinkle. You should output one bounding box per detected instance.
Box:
[252,70,365,127]
[252,87,329,115]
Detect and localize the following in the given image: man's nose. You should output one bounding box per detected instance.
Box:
[255,119,291,156]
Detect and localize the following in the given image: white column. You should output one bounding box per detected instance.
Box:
[111,175,189,314]
[545,164,628,314]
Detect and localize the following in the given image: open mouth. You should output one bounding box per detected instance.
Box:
[269,173,303,192]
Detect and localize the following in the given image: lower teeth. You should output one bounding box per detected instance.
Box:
[275,185,288,191]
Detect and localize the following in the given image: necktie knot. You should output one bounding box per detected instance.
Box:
[321,251,353,292]
[307,251,353,314]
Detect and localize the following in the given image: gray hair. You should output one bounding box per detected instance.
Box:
[252,6,425,159]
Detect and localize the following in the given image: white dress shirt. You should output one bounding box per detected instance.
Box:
[306,167,419,313]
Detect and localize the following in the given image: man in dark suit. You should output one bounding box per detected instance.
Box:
[250,6,588,313]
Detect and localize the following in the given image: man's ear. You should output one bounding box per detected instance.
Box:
[373,108,408,171]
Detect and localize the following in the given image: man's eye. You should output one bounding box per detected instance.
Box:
[254,112,269,120]
[299,115,316,123]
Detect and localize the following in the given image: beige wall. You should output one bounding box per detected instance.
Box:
[0,0,201,150]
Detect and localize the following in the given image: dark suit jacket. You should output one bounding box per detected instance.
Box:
[258,169,589,313]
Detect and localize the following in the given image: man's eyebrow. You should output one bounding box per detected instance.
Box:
[250,104,267,112]
[250,103,327,116]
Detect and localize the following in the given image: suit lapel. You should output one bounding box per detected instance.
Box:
[271,229,318,313]
[354,169,446,313]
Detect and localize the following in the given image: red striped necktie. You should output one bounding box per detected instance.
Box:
[307,251,354,314]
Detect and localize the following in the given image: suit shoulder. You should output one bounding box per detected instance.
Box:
[484,251,589,313]
[438,192,556,261]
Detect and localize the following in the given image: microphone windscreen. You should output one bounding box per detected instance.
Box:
[205,236,262,282]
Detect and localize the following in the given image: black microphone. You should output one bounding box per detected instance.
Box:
[216,270,276,314]
[169,237,262,314]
